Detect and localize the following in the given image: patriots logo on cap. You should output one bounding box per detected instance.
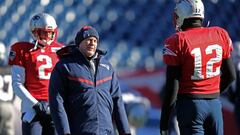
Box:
[83,30,90,39]
[32,15,40,20]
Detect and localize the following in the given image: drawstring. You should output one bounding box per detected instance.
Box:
[206,21,210,27]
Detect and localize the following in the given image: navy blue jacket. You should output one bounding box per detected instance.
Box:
[49,46,130,135]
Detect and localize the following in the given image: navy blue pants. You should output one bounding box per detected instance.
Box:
[176,98,223,135]
[22,113,57,135]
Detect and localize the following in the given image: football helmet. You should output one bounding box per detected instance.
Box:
[29,13,57,45]
[174,0,204,31]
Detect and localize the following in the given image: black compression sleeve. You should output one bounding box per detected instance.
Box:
[160,66,180,130]
[220,58,236,93]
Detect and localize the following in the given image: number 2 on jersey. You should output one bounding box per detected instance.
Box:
[191,44,222,80]
[37,55,53,80]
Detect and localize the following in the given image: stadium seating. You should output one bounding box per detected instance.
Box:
[0,0,239,69]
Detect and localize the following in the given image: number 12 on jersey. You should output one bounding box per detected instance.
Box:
[191,44,222,80]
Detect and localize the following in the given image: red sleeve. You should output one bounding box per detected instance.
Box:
[8,42,34,66]
[220,28,233,59]
[163,34,181,66]
[8,43,24,66]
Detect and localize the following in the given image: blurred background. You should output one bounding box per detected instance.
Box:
[0,0,240,135]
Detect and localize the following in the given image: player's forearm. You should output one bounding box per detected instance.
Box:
[12,82,38,106]
[11,65,38,107]
[160,104,174,130]
[220,58,236,93]
[160,83,177,130]
[160,66,180,130]
[162,66,180,107]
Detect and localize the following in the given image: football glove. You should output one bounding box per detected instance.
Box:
[33,101,50,116]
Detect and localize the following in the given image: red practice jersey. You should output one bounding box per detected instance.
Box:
[163,27,233,95]
[8,41,64,101]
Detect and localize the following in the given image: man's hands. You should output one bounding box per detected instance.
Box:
[33,101,50,116]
